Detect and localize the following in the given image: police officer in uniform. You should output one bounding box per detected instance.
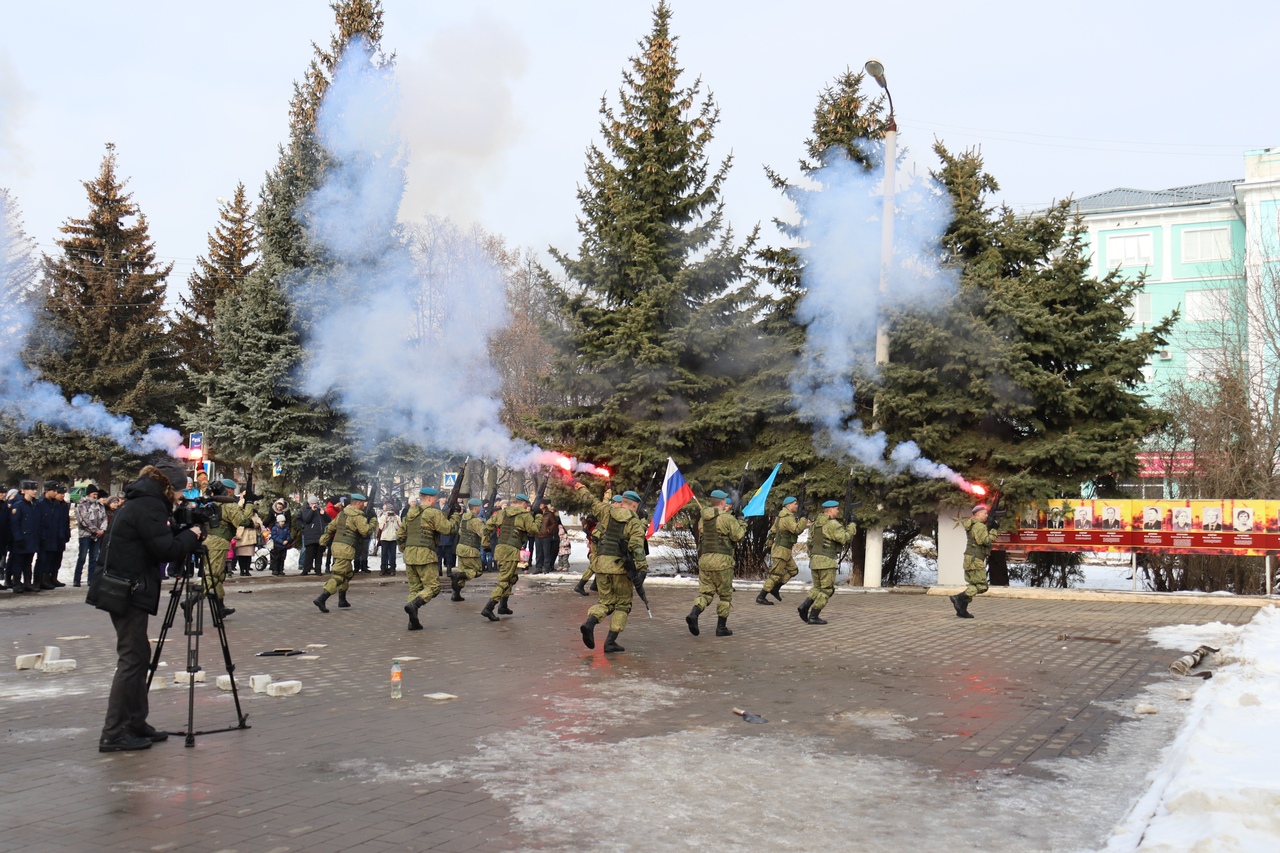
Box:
[686,489,745,637]
[398,486,455,630]
[797,500,856,625]
[951,504,993,619]
[757,495,807,605]
[481,493,541,621]
[579,490,646,652]
[201,479,253,618]
[314,493,373,612]
[451,498,486,601]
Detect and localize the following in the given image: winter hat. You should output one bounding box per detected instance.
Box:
[5,488,17,501]
[152,459,187,492]
[275,514,286,524]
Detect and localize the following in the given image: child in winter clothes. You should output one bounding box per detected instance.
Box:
[269,514,291,576]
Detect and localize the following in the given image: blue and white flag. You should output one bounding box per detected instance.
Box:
[741,463,782,518]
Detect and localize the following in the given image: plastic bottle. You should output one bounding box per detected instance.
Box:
[390,660,402,699]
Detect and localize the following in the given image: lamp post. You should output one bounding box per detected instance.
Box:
[862,57,897,588]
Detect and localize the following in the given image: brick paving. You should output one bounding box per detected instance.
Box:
[0,572,1259,852]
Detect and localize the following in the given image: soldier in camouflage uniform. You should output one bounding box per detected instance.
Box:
[200,478,253,619]
[398,486,456,630]
[577,490,647,653]
[950,504,992,619]
[481,493,541,621]
[797,500,856,625]
[450,498,486,601]
[313,493,373,613]
[757,495,807,605]
[573,493,616,596]
[686,489,746,638]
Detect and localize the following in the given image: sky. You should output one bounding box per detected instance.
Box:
[1,0,1277,291]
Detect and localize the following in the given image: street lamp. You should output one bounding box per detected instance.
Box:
[862,57,898,588]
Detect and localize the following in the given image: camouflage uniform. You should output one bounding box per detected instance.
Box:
[451,503,486,601]
[686,502,745,637]
[759,506,807,602]
[314,504,373,610]
[950,516,993,618]
[398,503,454,606]
[202,498,252,611]
[481,503,540,620]
[579,498,647,652]
[798,514,856,624]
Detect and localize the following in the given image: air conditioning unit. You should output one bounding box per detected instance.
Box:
[1157,350,1173,361]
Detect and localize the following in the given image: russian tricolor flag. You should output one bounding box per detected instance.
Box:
[646,457,694,539]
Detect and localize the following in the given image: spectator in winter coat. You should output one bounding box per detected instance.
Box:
[377,503,401,575]
[298,496,328,576]
[74,484,109,587]
[269,514,291,575]
[7,481,40,592]
[91,461,200,752]
[35,482,71,589]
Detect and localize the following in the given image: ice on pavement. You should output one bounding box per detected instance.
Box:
[1105,606,1280,852]
[339,665,1208,851]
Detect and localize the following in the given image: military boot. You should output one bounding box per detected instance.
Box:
[450,575,465,602]
[755,587,774,606]
[313,591,331,613]
[481,599,500,622]
[770,585,783,602]
[404,598,424,630]
[603,631,625,653]
[807,608,827,625]
[337,590,351,608]
[218,600,236,618]
[715,616,733,636]
[686,604,703,636]
[589,579,598,592]
[580,615,598,649]
[573,579,589,596]
[797,598,813,623]
[496,597,513,615]
[950,593,974,619]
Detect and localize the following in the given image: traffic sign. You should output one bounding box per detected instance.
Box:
[190,432,203,451]
[442,472,458,489]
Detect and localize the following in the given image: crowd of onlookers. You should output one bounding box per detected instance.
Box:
[2,470,576,594]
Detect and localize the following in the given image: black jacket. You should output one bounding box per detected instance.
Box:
[93,476,198,615]
[36,496,71,552]
[0,499,10,550]
[299,506,328,545]
[9,497,39,555]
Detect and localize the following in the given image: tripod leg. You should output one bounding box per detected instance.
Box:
[211,605,250,730]
[147,573,187,688]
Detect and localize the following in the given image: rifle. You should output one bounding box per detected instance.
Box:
[843,467,855,527]
[987,479,1007,523]
[445,457,470,518]
[624,552,652,618]
[525,473,550,554]
[734,462,750,516]
[796,473,807,519]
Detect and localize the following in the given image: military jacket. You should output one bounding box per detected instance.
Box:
[809,516,855,570]
[320,505,373,560]
[454,511,486,558]
[770,508,808,559]
[207,500,252,553]
[593,504,647,575]
[961,518,994,562]
[697,506,745,571]
[485,507,540,559]
[398,505,454,565]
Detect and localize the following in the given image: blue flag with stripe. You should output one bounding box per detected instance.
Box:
[741,463,782,518]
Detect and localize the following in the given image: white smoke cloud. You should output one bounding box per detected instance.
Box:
[0,190,183,456]
[397,12,527,224]
[294,38,535,466]
[790,149,973,488]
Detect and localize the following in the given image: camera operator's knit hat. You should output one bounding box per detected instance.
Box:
[152,459,187,492]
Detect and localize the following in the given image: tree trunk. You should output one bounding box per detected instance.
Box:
[847,529,866,587]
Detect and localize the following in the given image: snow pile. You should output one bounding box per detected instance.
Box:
[1105,606,1280,852]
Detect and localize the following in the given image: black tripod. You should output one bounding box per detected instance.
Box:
[146,544,250,746]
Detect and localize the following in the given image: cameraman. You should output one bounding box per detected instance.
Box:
[93,460,201,752]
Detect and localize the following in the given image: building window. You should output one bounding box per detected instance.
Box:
[1108,233,1153,267]
[1185,348,1223,380]
[1128,291,1152,325]
[1184,289,1229,322]
[1181,228,1231,263]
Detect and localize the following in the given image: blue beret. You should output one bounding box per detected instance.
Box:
[515,493,531,503]
[419,486,439,496]
[467,498,482,506]
[220,478,238,490]
[710,489,729,499]
[350,493,368,501]
[822,500,840,508]
[622,490,642,502]
[783,496,798,505]
[611,495,624,503]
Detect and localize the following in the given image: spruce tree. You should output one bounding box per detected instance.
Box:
[541,1,756,486]
[172,184,258,378]
[31,143,180,428]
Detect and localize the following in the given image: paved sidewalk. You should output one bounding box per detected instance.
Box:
[0,573,1260,852]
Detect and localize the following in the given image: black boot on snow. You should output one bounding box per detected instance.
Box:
[603,631,625,653]
[580,615,598,649]
[686,605,703,636]
[715,616,733,636]
[797,598,813,623]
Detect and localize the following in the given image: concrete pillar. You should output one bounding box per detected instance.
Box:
[937,508,966,586]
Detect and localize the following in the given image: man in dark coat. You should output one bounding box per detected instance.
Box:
[90,460,200,752]
[0,490,11,591]
[36,481,71,589]
[7,481,40,592]
[298,496,329,576]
